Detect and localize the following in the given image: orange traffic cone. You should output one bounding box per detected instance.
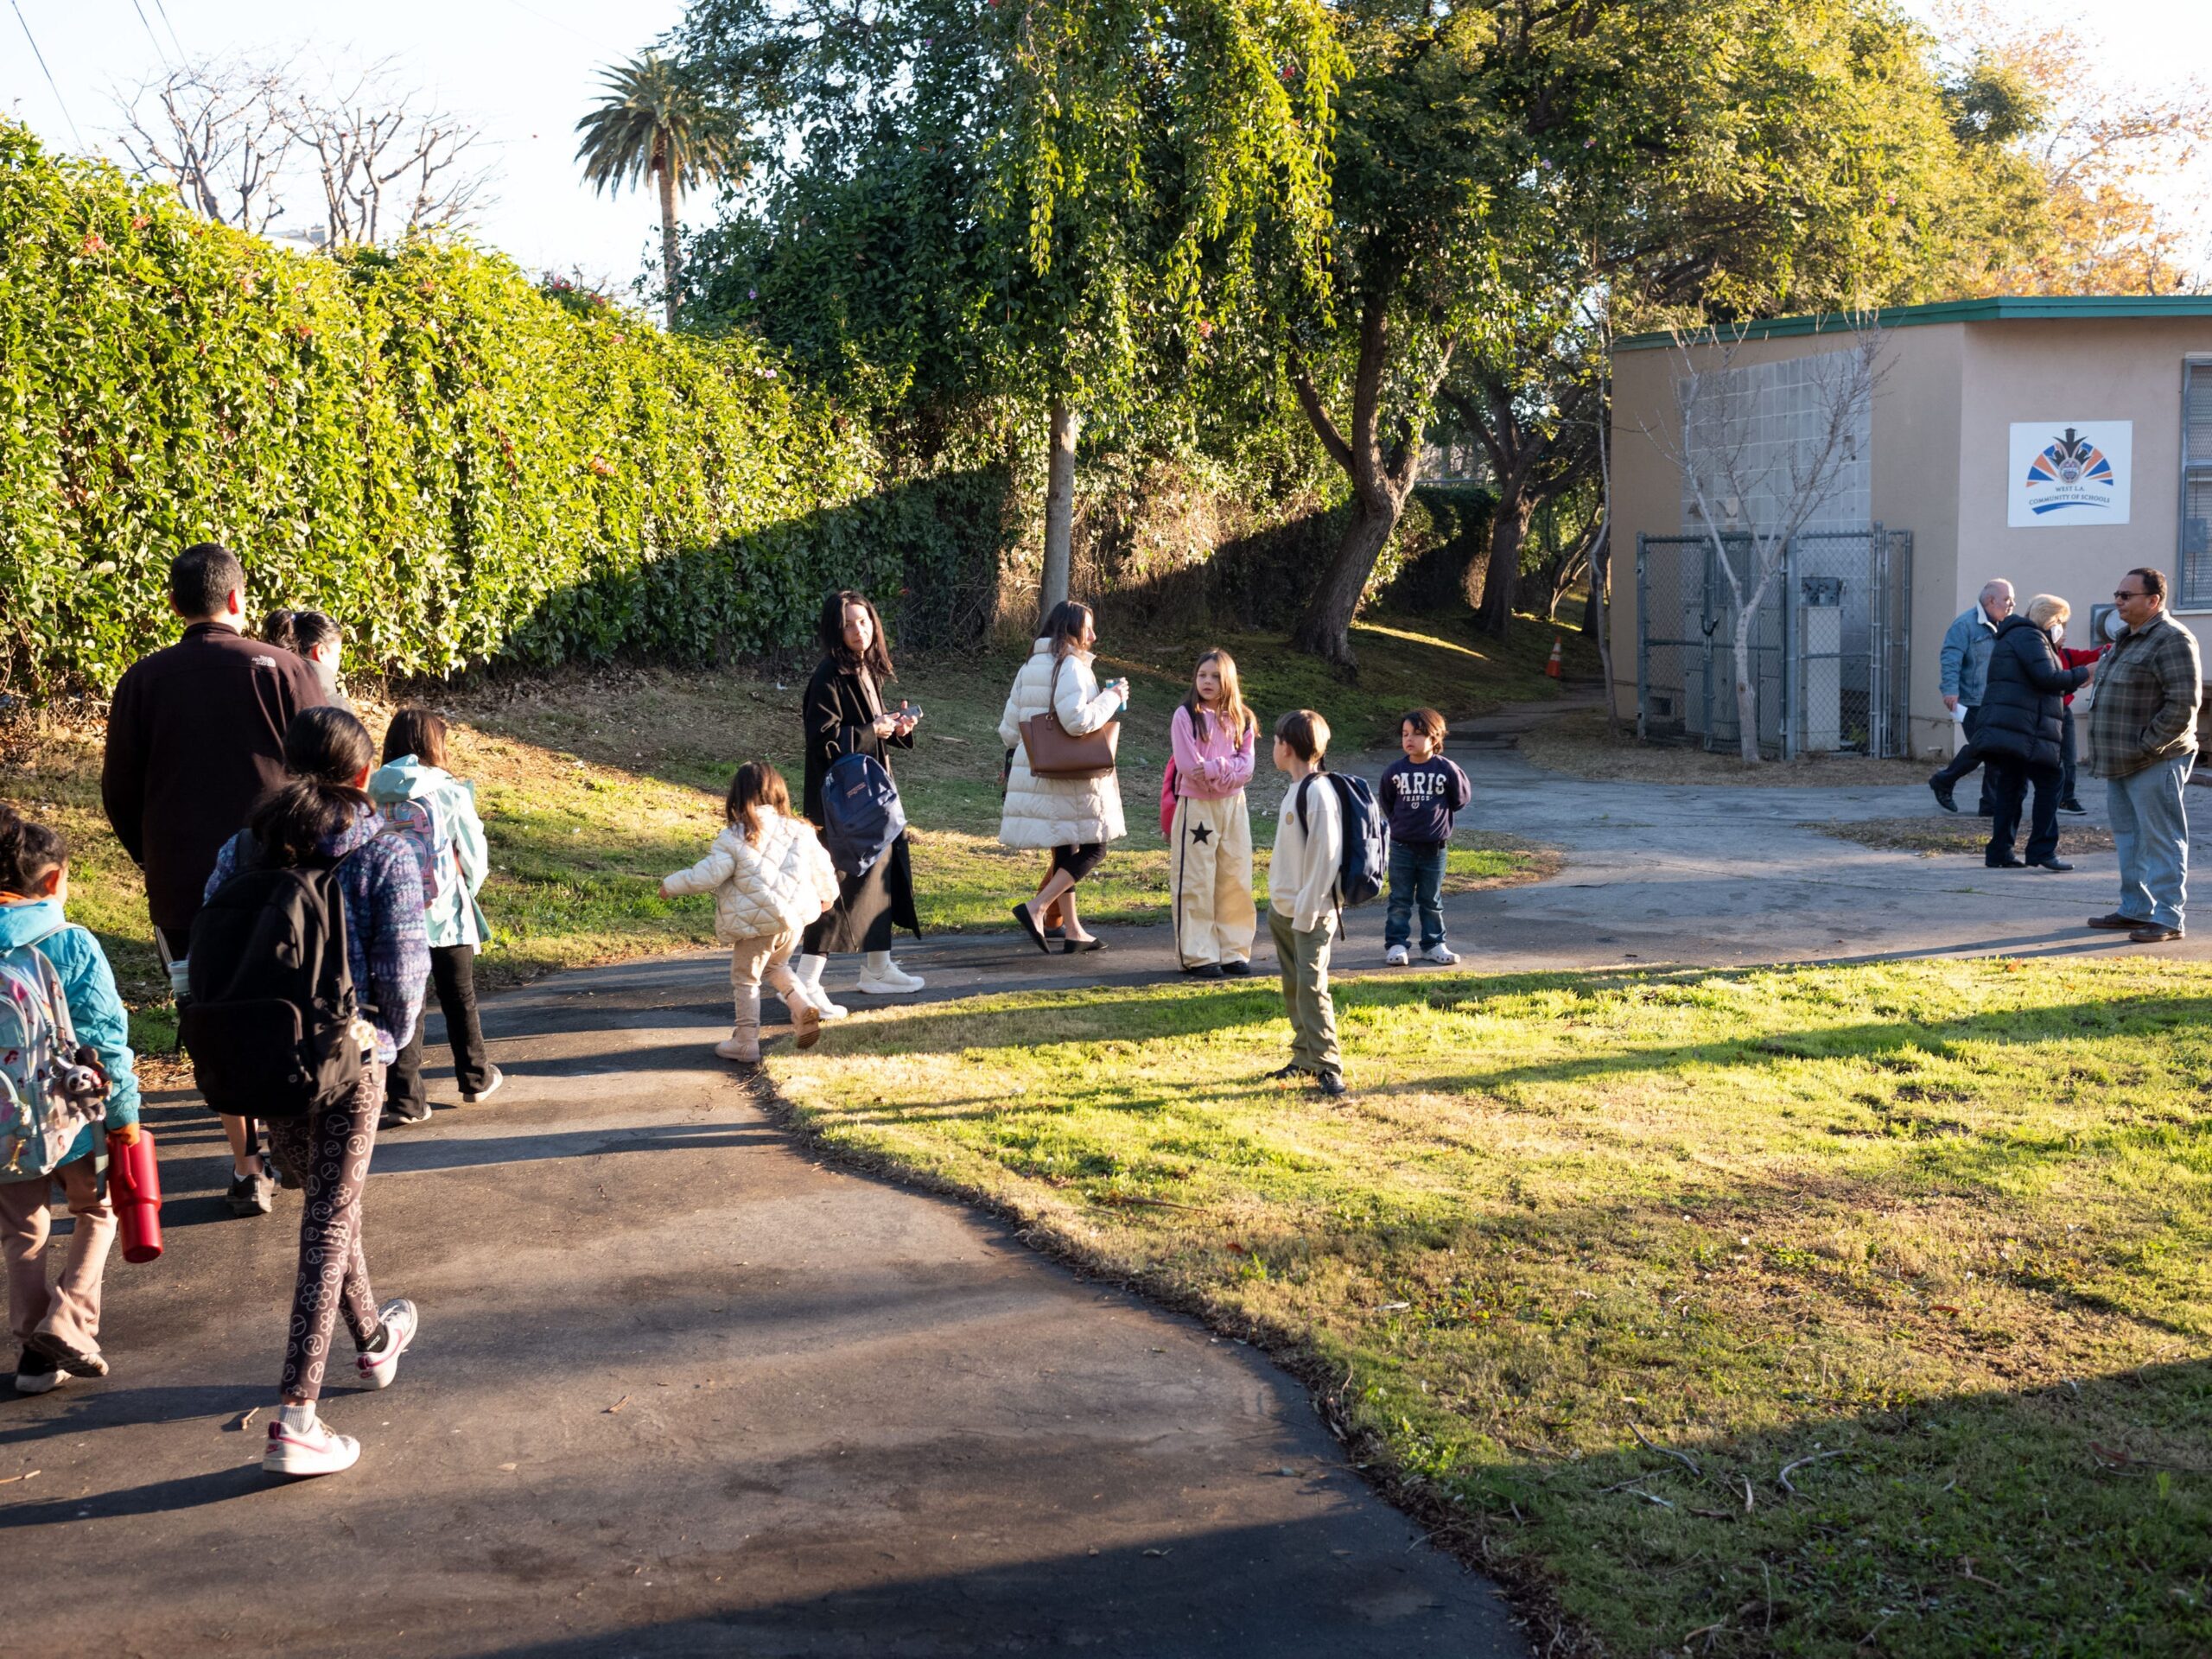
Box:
[1545,635,1563,678]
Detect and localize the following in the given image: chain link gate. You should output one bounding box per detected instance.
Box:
[1637,526,1912,759]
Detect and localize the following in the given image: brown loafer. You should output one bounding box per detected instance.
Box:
[2129,923,2184,943]
[2088,912,2152,930]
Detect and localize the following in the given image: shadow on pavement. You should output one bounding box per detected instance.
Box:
[459,1516,1511,1659]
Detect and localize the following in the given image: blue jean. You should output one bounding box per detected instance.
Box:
[2106,752,2193,929]
[1384,842,1447,950]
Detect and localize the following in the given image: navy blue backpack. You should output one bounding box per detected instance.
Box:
[822,752,907,880]
[1297,770,1390,916]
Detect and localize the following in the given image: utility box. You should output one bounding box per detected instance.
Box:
[1799,576,1845,753]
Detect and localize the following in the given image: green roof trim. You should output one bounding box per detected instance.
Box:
[1616,295,2212,351]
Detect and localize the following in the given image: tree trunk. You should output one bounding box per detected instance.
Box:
[1477,478,1534,637]
[1732,601,1762,765]
[657,151,681,332]
[1039,399,1079,625]
[1292,493,1401,665]
[1287,296,1448,668]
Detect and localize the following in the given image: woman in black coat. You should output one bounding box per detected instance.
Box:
[1977,602,2093,871]
[796,589,924,1007]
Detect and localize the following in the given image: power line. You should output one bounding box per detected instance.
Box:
[9,0,86,152]
[146,0,188,62]
[128,0,173,69]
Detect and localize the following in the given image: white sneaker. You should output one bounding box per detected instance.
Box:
[357,1299,417,1390]
[855,961,925,995]
[795,956,849,1020]
[461,1065,505,1104]
[264,1410,361,1478]
[1421,944,1459,965]
[1383,944,1409,967]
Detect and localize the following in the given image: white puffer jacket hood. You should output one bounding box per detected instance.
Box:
[664,808,840,942]
[996,640,1127,850]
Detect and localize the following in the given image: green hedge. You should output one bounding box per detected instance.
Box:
[0,124,1004,697]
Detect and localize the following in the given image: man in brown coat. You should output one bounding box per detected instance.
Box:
[102,543,326,1215]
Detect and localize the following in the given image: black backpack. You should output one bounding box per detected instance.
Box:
[1297,770,1391,913]
[182,836,365,1119]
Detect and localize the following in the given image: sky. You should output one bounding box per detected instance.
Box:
[2,0,689,290]
[3,0,2208,294]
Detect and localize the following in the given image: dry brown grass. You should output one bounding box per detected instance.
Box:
[1815,816,2116,855]
[1520,710,1932,788]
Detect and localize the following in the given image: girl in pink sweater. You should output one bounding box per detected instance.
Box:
[1166,649,1259,976]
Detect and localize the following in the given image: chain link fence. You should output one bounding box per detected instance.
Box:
[1637,527,1912,759]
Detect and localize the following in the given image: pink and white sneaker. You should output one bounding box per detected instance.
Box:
[357,1299,418,1390]
[264,1408,361,1478]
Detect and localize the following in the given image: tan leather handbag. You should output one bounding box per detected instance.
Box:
[1020,657,1121,779]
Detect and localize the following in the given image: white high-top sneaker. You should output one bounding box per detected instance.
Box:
[794,954,848,1020]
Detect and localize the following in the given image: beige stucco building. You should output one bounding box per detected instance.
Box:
[1609,296,2212,759]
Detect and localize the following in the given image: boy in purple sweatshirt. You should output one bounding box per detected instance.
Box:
[1376,709,1471,965]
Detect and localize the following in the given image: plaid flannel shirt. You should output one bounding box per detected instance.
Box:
[2087,613,2203,781]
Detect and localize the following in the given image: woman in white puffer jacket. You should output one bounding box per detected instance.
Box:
[662,762,841,1065]
[999,601,1129,952]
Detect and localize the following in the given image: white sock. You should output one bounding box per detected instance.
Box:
[795,954,825,988]
[277,1402,318,1433]
[864,950,892,977]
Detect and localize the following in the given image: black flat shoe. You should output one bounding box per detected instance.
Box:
[2058,799,2088,815]
[1265,1063,1306,1080]
[1062,935,1107,954]
[1013,903,1051,954]
[1184,963,1225,979]
[1220,959,1251,977]
[1985,858,2024,868]
[2032,859,2074,872]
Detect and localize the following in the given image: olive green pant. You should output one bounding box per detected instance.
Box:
[1268,907,1340,1078]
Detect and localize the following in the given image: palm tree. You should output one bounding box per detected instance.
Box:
[574,54,738,328]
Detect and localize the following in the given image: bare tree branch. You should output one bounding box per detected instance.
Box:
[1645,321,1888,764]
[286,63,493,247]
[112,57,297,234]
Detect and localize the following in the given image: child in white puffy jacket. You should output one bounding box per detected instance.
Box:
[662,762,841,1065]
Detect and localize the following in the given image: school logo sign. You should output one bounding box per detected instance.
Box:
[2008,420,2133,527]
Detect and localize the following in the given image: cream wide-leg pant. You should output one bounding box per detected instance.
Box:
[1170,790,1256,969]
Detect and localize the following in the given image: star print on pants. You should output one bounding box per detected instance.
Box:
[1189,823,1213,844]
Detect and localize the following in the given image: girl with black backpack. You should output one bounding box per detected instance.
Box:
[200,707,429,1478]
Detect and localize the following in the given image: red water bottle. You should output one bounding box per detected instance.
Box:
[108,1128,163,1264]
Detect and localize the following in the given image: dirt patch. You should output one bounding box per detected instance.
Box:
[1519,709,1931,788]
[1813,817,2115,855]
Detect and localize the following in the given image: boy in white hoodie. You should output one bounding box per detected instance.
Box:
[1267,709,1346,1096]
[663,762,840,1065]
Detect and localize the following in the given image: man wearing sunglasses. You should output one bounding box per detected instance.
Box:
[2087,568,2202,943]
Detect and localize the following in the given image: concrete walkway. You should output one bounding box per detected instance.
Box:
[6,954,1525,1658]
[13,733,2200,1655]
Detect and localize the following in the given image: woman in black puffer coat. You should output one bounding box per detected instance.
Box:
[1976,602,2093,870]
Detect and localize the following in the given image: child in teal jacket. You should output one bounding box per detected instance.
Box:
[0,806,139,1394]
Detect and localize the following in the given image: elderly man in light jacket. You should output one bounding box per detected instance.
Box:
[1929,578,2014,814]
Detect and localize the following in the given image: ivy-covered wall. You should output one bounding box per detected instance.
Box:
[0,124,1007,697]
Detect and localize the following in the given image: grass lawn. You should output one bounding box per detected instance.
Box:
[2,606,1572,1046]
[770,959,2212,1656]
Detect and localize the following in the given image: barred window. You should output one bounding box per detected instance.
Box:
[2184,359,2212,607]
